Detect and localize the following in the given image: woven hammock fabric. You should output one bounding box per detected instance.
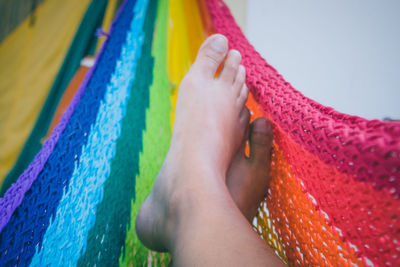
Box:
[0,0,399,266]
[205,0,400,265]
[0,0,139,264]
[0,0,108,196]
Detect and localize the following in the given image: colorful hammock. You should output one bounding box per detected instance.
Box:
[0,0,399,266]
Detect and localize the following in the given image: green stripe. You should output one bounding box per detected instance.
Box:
[119,0,171,265]
[0,0,107,196]
[77,1,158,266]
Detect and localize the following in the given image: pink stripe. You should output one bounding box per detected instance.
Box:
[275,122,400,265]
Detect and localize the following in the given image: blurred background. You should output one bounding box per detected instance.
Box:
[226,0,400,120]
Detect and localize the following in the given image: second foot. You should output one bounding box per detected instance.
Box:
[227,117,273,222]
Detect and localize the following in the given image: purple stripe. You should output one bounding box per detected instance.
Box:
[0,0,129,231]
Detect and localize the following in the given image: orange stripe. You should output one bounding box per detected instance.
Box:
[257,143,363,266]
[44,65,90,139]
[196,0,215,36]
[248,91,400,265]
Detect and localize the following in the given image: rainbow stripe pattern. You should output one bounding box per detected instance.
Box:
[0,0,399,266]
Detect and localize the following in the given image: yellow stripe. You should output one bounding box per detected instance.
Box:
[0,0,91,186]
[167,0,206,128]
[183,0,206,61]
[95,0,118,54]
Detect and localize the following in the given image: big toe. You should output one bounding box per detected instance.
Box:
[249,118,273,165]
[192,34,228,78]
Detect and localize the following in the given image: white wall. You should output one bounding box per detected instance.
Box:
[237,0,400,120]
[224,0,248,33]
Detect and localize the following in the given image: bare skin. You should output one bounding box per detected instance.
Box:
[227,117,273,223]
[136,34,283,266]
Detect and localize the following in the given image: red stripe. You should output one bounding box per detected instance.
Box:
[247,94,400,265]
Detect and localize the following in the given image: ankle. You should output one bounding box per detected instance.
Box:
[142,149,232,252]
[163,168,227,232]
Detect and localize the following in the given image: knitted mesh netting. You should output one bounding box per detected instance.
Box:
[0,0,398,266]
[205,0,400,265]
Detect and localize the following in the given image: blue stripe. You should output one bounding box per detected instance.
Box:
[30,0,148,265]
[0,1,137,266]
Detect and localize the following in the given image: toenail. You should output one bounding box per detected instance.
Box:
[210,35,228,53]
[253,119,272,134]
[231,49,241,60]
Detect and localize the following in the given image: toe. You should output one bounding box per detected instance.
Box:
[236,106,250,151]
[233,65,246,94]
[237,84,249,108]
[249,118,273,165]
[192,34,228,78]
[233,119,250,162]
[239,106,250,125]
[219,49,241,84]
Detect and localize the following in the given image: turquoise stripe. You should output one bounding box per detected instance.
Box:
[29,0,149,265]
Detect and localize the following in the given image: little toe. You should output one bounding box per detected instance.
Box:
[192,34,228,78]
[232,115,250,163]
[219,49,241,84]
[237,84,249,108]
[233,65,246,93]
[249,118,273,165]
[235,106,250,150]
[239,107,250,133]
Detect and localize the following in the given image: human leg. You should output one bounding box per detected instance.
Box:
[136,34,283,266]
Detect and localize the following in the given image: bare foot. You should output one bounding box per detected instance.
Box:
[227,117,273,223]
[136,34,249,252]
